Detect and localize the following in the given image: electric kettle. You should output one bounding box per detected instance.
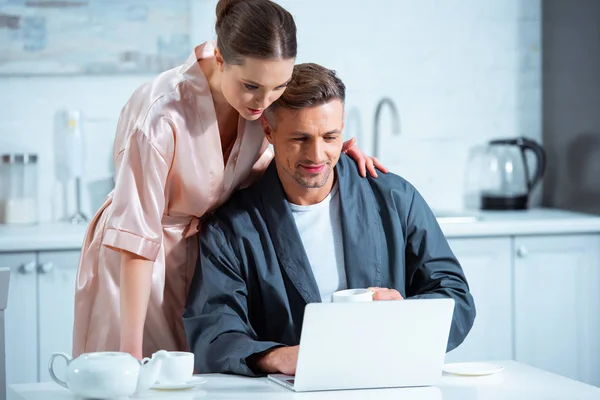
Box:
[476,137,546,210]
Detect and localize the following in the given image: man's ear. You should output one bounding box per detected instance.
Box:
[261,116,275,145]
[214,48,225,71]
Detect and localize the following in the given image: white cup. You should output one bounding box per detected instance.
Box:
[155,351,194,385]
[332,288,374,303]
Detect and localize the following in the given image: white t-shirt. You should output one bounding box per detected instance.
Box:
[288,183,347,302]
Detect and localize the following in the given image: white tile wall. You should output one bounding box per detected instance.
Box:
[0,0,541,222]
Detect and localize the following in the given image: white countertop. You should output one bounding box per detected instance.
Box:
[0,222,88,252]
[1,208,600,252]
[438,208,600,238]
[8,361,600,400]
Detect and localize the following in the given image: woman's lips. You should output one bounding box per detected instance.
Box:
[300,164,325,174]
[247,107,263,115]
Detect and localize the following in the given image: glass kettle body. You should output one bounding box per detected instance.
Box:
[479,137,546,210]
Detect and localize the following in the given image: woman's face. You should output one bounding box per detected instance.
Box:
[218,54,295,121]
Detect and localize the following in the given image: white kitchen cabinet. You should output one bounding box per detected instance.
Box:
[37,251,79,382]
[0,249,80,398]
[1,253,38,392]
[444,237,513,363]
[514,234,600,387]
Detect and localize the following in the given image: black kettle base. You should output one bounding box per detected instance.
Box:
[481,195,528,210]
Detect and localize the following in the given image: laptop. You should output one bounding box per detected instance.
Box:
[268,297,454,392]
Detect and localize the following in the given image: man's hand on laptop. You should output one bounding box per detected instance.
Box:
[368,287,404,301]
[251,345,299,375]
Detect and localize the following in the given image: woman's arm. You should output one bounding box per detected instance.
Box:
[102,122,174,359]
[119,252,154,360]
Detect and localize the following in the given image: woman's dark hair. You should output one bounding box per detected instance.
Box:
[215,0,297,65]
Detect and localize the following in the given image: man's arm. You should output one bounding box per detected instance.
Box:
[183,219,283,376]
[403,187,476,352]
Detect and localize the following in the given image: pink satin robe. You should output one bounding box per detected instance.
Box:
[72,41,272,358]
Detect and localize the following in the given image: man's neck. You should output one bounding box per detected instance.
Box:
[278,168,337,206]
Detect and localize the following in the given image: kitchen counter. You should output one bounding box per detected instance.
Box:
[438,208,600,238]
[0,222,88,252]
[1,208,600,252]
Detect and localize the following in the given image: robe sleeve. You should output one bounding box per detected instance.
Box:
[183,218,283,376]
[102,122,174,261]
[403,186,476,352]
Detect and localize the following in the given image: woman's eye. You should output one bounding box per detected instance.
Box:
[244,83,258,90]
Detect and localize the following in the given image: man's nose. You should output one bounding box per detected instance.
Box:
[305,139,325,162]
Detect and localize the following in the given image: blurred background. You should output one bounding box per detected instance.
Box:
[0,1,598,220]
[0,0,552,221]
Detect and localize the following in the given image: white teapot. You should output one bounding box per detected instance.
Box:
[48,350,168,399]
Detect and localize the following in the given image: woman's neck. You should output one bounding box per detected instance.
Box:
[199,58,239,144]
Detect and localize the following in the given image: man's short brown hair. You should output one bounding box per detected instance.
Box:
[265,63,346,123]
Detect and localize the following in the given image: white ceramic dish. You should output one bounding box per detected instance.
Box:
[443,362,505,376]
[151,376,207,390]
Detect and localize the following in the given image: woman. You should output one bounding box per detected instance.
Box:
[73,0,385,360]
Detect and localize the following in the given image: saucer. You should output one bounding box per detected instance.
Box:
[151,376,207,390]
[443,362,505,376]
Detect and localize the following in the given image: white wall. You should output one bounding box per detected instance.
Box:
[0,0,541,222]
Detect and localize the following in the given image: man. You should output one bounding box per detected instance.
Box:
[183,63,476,376]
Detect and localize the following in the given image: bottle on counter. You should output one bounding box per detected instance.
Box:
[0,153,39,224]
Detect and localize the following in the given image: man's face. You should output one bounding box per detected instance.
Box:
[263,100,345,194]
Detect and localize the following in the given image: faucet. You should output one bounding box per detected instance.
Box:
[344,107,363,147]
[372,97,401,159]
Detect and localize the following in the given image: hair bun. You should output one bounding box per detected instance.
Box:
[216,0,243,29]
[214,0,296,64]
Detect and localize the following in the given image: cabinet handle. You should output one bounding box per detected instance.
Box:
[38,262,54,274]
[19,261,36,274]
[516,246,528,258]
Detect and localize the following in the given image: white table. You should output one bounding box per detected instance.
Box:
[8,361,600,400]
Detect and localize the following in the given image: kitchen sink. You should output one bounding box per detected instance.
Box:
[434,210,482,223]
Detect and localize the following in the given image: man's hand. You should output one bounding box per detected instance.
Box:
[251,345,299,375]
[368,287,404,301]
